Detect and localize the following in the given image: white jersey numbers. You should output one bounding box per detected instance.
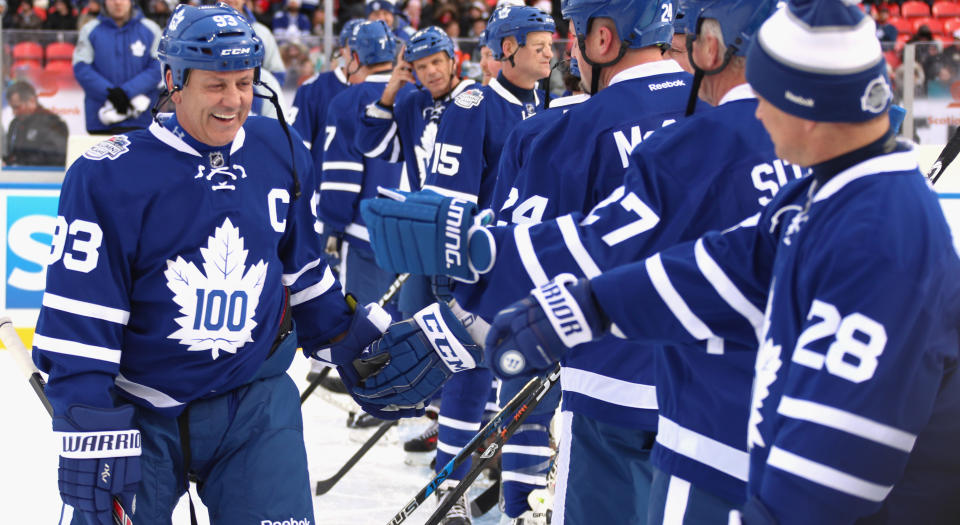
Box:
[792,299,887,383]
[49,216,103,273]
[431,143,463,176]
[498,187,549,226]
[582,186,661,246]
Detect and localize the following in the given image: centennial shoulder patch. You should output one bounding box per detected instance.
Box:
[454,89,484,109]
[83,135,131,161]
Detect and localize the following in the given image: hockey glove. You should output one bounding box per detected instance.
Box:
[360,187,496,283]
[350,301,482,410]
[485,274,606,379]
[106,88,132,115]
[53,404,141,525]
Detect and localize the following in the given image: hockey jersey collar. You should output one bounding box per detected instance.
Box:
[608,60,685,86]
[718,83,756,106]
[446,78,476,101]
[334,66,348,85]
[365,73,392,83]
[811,130,915,203]
[149,117,247,157]
[489,76,540,107]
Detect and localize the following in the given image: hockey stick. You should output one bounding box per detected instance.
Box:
[0,317,133,525]
[315,418,399,495]
[386,364,562,525]
[927,125,960,185]
[424,366,561,525]
[470,473,500,517]
[299,365,331,405]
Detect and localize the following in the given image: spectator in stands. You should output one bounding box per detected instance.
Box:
[366,0,415,42]
[907,24,942,80]
[44,0,76,29]
[145,0,169,27]
[77,0,100,28]
[11,0,44,29]
[927,62,956,98]
[874,7,897,43]
[4,80,69,166]
[73,0,162,133]
[272,0,311,39]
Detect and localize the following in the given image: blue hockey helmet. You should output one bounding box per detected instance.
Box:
[339,18,365,48]
[561,0,674,49]
[349,20,398,65]
[404,26,456,62]
[673,0,695,34]
[158,3,264,91]
[485,5,556,60]
[365,0,397,16]
[685,0,776,56]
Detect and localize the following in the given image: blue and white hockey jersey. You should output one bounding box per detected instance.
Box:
[33,115,351,418]
[290,67,350,151]
[421,73,543,208]
[589,135,960,523]
[318,74,414,249]
[459,85,805,502]
[356,78,475,189]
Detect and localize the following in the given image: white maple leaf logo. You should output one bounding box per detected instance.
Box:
[164,218,268,359]
[748,284,781,450]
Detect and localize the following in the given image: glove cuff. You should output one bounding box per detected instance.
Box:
[53,404,141,459]
[530,274,605,348]
[411,301,481,372]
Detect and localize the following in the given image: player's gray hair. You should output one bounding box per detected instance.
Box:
[700,18,746,70]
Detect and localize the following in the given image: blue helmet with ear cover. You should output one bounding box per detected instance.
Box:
[365,0,397,16]
[349,20,398,65]
[684,0,777,56]
[404,26,455,62]
[561,0,674,50]
[339,18,365,48]
[157,3,265,91]
[484,4,556,60]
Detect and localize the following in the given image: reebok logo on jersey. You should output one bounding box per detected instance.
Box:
[260,519,311,525]
[784,90,815,108]
[531,274,594,348]
[414,302,477,372]
[648,79,686,91]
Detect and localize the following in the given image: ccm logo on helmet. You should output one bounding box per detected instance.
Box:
[221,47,251,56]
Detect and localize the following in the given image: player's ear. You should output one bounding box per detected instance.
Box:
[502,36,518,59]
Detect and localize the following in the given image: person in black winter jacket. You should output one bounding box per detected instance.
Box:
[4,81,69,166]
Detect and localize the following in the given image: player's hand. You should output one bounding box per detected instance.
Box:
[380,46,415,107]
[106,87,132,114]
[325,233,342,259]
[360,187,495,283]
[485,274,606,379]
[347,301,481,413]
[54,404,141,525]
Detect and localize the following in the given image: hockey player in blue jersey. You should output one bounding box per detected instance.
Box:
[482,1,960,523]
[290,17,364,152]
[318,19,414,319]
[30,6,482,524]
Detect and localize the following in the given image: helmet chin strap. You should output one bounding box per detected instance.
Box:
[253,80,300,200]
[683,30,736,116]
[575,36,627,95]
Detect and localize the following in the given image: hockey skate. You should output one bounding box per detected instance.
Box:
[436,481,472,525]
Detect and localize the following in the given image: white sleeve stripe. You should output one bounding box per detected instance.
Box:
[281,257,325,286]
[420,185,479,204]
[557,215,602,278]
[767,446,893,502]
[438,415,481,431]
[656,415,749,481]
[290,266,336,306]
[322,161,364,172]
[501,471,548,486]
[114,373,183,408]
[513,224,549,286]
[694,238,763,342]
[645,253,715,341]
[777,396,917,453]
[42,293,129,324]
[389,136,401,163]
[364,121,398,158]
[33,334,121,364]
[502,445,555,457]
[437,441,464,455]
[320,182,362,193]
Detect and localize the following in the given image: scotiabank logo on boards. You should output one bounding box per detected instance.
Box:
[6,193,59,309]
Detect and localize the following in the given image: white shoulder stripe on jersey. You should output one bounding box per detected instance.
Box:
[281,257,325,287]
[322,161,364,172]
[646,253,716,341]
[694,239,764,343]
[438,414,481,431]
[389,136,401,163]
[657,415,750,482]
[42,293,130,324]
[364,121,398,158]
[115,373,183,408]
[561,367,658,409]
[501,471,548,486]
[33,334,121,364]
[766,446,893,502]
[557,215,602,278]
[777,396,917,453]
[290,266,336,306]
[513,224,549,286]
[814,150,918,202]
[320,182,362,193]
[420,185,479,204]
[344,222,370,242]
[502,445,556,457]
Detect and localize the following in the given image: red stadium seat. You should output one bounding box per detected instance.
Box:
[881,3,901,17]
[933,1,960,18]
[11,59,42,74]
[884,50,902,70]
[12,41,43,62]
[45,42,75,62]
[889,16,914,35]
[914,17,945,34]
[944,17,960,36]
[44,59,72,73]
[901,0,932,18]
